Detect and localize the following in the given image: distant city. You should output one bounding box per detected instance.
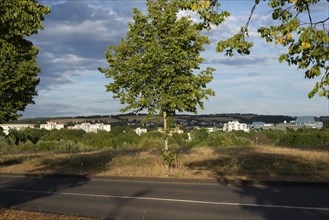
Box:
[0,114,326,136]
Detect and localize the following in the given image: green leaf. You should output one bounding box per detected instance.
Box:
[0,0,50,123]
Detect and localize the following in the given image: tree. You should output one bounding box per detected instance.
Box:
[208,0,328,98]
[0,0,50,123]
[99,0,225,151]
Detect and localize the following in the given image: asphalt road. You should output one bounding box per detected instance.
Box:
[0,174,328,220]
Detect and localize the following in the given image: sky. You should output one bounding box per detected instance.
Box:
[21,0,329,119]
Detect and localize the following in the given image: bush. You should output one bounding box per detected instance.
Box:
[82,131,114,149]
[232,135,252,147]
[41,129,86,143]
[36,140,58,151]
[36,139,92,152]
[205,131,251,147]
[0,136,11,151]
[252,133,272,145]
[254,128,329,148]
[8,128,49,145]
[169,133,188,148]
[137,137,163,149]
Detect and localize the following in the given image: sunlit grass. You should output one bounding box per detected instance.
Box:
[0,207,95,220]
[0,145,328,182]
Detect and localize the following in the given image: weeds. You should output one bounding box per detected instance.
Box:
[0,145,328,182]
[161,149,177,168]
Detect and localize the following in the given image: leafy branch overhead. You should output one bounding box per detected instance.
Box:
[214,0,329,98]
[0,0,50,123]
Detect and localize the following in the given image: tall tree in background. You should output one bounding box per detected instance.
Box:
[0,0,50,123]
[99,0,227,151]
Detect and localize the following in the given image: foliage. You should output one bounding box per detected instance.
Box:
[0,0,50,122]
[278,128,329,147]
[100,0,216,116]
[253,128,329,148]
[36,140,91,152]
[1,127,328,153]
[190,129,252,147]
[99,0,220,153]
[255,130,285,145]
[161,148,177,167]
[8,129,27,145]
[41,129,86,143]
[179,0,230,30]
[190,128,209,145]
[169,133,189,148]
[213,0,329,98]
[0,135,11,148]
[206,131,252,147]
[137,131,164,148]
[82,131,114,149]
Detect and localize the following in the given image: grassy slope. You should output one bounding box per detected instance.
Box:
[1,145,328,182]
[1,145,328,219]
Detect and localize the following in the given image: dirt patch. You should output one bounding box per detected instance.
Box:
[0,208,96,220]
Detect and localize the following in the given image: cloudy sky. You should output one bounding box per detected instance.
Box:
[22,0,329,118]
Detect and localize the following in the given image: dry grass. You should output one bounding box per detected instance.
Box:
[0,146,328,182]
[1,146,327,219]
[0,208,96,220]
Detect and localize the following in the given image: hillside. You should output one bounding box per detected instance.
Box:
[14,113,309,127]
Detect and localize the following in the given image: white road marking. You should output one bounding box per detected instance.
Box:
[1,188,328,211]
[0,174,219,186]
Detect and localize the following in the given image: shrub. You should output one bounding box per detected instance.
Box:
[41,129,86,143]
[36,140,59,151]
[19,140,35,151]
[0,136,11,151]
[137,136,163,149]
[252,133,271,145]
[169,133,188,148]
[82,131,114,149]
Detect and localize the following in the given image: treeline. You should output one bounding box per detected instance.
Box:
[0,127,328,152]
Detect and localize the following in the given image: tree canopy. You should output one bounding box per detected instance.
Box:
[209,0,328,98]
[99,0,228,151]
[99,0,219,118]
[0,0,50,123]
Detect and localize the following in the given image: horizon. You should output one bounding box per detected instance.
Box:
[18,112,329,122]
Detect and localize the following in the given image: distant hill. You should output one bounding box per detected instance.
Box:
[14,113,319,126]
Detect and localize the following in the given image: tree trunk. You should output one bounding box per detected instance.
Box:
[163,111,168,151]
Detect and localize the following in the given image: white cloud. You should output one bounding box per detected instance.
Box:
[206,54,277,66]
[20,1,329,118]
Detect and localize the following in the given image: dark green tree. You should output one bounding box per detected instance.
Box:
[99,0,227,151]
[0,0,50,123]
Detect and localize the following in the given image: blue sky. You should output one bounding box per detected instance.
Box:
[22,0,329,118]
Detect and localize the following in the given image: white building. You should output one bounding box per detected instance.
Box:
[223,121,249,132]
[305,121,323,129]
[134,127,147,136]
[206,127,217,133]
[40,122,64,130]
[0,124,35,135]
[72,123,111,133]
[157,127,184,135]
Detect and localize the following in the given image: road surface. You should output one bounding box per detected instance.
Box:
[0,174,328,219]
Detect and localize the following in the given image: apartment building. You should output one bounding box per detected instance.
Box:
[0,124,35,135]
[40,121,64,130]
[223,121,249,132]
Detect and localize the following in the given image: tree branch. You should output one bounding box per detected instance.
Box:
[306,3,313,28]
